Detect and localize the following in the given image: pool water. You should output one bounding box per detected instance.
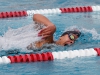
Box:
[0,0,100,75]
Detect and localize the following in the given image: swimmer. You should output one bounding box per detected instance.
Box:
[27,14,81,50]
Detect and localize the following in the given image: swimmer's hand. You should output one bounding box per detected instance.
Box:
[38,24,56,39]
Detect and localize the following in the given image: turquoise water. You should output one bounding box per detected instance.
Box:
[0,0,100,75]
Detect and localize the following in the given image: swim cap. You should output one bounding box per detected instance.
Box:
[61,30,81,37]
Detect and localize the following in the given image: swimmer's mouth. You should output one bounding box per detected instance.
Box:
[64,44,68,46]
[64,43,73,46]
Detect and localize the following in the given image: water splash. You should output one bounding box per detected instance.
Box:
[64,25,100,40]
[0,24,100,55]
[0,22,43,51]
[81,28,100,40]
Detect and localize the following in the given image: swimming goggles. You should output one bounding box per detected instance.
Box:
[68,33,75,40]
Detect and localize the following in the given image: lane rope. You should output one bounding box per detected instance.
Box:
[0,6,100,64]
[0,48,100,64]
[0,5,100,18]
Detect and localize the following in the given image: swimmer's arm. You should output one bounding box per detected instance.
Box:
[33,14,54,26]
[33,14,56,39]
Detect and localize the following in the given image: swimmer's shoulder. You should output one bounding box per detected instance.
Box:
[27,35,54,50]
[36,35,54,48]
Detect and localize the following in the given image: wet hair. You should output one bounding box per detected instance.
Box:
[61,30,81,37]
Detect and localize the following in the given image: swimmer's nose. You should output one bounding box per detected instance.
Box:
[66,41,74,45]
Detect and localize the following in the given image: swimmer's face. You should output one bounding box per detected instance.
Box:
[57,34,78,46]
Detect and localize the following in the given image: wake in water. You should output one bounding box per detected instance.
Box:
[0,22,45,52]
[64,25,100,40]
[63,26,100,50]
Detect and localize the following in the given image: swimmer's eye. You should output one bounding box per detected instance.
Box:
[68,33,75,40]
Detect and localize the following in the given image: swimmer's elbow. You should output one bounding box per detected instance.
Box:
[33,14,38,21]
[33,14,42,21]
[27,42,41,50]
[27,43,35,50]
[27,46,32,50]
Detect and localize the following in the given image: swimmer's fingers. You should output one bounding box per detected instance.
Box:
[42,30,53,35]
[39,27,55,34]
[39,29,53,38]
[38,25,56,37]
[39,31,52,39]
[42,35,51,39]
[38,28,47,35]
